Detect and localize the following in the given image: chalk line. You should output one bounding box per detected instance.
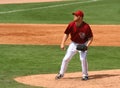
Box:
[0,0,100,14]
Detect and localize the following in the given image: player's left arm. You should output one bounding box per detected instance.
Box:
[86,25,93,47]
[86,37,93,47]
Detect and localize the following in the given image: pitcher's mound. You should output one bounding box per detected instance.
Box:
[14,69,120,88]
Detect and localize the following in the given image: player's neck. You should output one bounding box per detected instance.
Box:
[75,21,83,27]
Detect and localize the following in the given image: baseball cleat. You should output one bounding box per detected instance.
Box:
[55,73,64,79]
[82,76,89,80]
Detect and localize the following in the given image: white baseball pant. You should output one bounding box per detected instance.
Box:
[59,41,88,77]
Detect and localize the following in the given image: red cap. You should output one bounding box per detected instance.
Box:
[72,10,84,17]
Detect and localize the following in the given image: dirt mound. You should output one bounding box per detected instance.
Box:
[14,70,120,88]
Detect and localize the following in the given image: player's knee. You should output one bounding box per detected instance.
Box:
[63,58,70,63]
[80,58,86,61]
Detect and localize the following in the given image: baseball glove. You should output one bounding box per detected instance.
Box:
[76,44,87,51]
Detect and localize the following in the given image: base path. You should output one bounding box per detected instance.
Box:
[0,24,120,46]
[0,0,63,4]
[14,70,120,88]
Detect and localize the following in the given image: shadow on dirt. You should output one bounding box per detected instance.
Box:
[63,74,120,80]
[89,74,120,80]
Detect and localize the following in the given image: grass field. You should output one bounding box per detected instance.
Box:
[0,0,119,24]
[0,0,120,88]
[0,45,120,88]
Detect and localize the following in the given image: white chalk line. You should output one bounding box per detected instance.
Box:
[0,0,100,14]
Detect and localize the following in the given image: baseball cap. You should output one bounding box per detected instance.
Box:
[72,10,84,17]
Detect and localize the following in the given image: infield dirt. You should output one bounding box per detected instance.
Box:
[0,24,120,46]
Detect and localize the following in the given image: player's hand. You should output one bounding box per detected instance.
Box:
[60,43,65,50]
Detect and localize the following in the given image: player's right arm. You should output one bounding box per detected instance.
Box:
[61,22,73,50]
[60,34,69,50]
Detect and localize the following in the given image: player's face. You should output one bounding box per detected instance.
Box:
[73,15,82,22]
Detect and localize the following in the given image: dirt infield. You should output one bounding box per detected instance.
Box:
[0,0,63,4]
[0,24,120,46]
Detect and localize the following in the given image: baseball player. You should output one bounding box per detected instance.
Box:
[55,10,93,80]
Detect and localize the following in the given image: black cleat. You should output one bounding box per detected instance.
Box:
[82,76,89,80]
[55,73,64,79]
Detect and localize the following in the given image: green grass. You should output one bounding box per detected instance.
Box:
[0,45,120,88]
[0,0,119,24]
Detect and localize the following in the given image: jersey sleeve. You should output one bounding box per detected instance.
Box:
[64,22,73,34]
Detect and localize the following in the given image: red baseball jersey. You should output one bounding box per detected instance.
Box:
[64,21,93,44]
